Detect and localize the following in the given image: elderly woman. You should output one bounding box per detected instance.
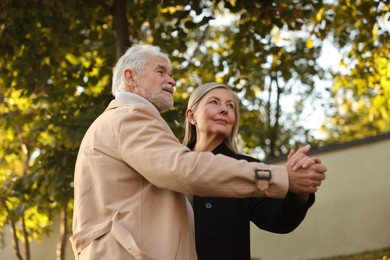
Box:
[183,82,322,260]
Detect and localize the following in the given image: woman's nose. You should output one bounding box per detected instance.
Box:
[219,105,228,114]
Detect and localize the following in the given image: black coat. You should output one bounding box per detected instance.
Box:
[192,142,315,260]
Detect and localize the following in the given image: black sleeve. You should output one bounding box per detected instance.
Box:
[249,192,315,234]
[221,149,315,234]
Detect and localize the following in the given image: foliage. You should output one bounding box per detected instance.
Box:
[163,0,326,158]
[0,0,114,258]
[313,0,390,144]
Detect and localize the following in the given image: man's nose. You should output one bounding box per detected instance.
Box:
[167,75,176,87]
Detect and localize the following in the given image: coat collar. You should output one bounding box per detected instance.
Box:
[105,92,158,112]
[115,92,152,106]
[212,142,236,157]
[188,141,236,157]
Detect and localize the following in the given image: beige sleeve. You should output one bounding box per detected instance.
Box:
[118,104,289,199]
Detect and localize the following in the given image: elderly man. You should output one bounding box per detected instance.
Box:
[70,44,326,260]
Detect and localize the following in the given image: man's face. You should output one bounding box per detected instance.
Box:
[133,55,176,113]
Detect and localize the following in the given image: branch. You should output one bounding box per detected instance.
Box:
[13,125,31,260]
[96,0,112,12]
[188,24,210,63]
[21,217,30,260]
[267,76,275,156]
[1,199,23,260]
[274,75,282,134]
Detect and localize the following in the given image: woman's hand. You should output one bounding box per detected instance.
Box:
[287,145,322,171]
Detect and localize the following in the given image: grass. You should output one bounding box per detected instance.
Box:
[313,247,390,260]
[251,247,390,260]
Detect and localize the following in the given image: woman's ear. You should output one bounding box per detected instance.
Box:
[186,109,196,125]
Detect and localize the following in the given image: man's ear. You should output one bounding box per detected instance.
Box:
[186,109,196,125]
[124,69,136,87]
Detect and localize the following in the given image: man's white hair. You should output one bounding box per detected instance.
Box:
[111,44,172,96]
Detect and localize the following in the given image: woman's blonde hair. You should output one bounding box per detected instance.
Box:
[183,82,240,152]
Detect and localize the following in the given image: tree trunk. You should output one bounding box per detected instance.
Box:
[21,217,30,260]
[56,207,68,260]
[273,76,282,153]
[112,0,130,59]
[11,220,23,260]
[1,200,23,260]
[266,76,274,157]
[268,76,282,158]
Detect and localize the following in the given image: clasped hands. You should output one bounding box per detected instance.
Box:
[286,145,327,197]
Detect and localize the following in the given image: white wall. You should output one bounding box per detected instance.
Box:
[250,136,390,260]
[2,136,389,260]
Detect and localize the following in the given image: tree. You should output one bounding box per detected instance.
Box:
[0,0,210,258]
[1,0,388,259]
[164,0,326,159]
[312,0,390,144]
[0,0,115,259]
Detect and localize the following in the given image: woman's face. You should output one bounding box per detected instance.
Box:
[190,88,236,141]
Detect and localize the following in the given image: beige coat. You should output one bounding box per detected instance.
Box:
[70,93,288,260]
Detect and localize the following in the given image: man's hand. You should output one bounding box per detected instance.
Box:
[286,145,327,195]
[287,164,327,194]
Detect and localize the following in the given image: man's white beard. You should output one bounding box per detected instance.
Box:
[141,84,173,113]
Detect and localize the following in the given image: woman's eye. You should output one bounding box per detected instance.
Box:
[210,100,218,104]
[227,104,234,109]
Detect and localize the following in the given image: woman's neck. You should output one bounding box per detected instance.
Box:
[193,135,224,152]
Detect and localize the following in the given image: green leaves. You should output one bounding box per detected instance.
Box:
[0,0,389,257]
[317,0,390,143]
[0,0,114,253]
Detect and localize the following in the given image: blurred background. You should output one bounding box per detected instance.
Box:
[0,0,389,259]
